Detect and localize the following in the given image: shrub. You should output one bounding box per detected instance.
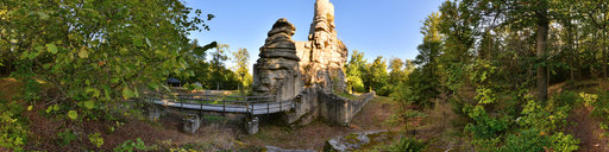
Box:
[386,137,427,152]
[88,132,104,148]
[57,129,77,146]
[0,100,28,152]
[500,128,550,152]
[113,138,153,152]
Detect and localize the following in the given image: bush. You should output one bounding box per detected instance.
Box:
[88,132,104,148]
[500,128,550,152]
[0,100,28,152]
[114,138,153,152]
[386,137,427,152]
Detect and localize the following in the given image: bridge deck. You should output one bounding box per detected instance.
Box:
[144,94,293,115]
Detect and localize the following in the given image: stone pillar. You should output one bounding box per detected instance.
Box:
[182,114,201,134]
[252,18,303,102]
[244,116,259,135]
[145,105,161,121]
[295,0,348,92]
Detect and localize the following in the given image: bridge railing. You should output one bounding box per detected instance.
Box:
[142,92,290,114]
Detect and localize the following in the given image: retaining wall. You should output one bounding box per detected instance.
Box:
[284,88,375,126]
[319,91,375,126]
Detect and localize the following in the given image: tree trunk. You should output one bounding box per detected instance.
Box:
[536,11,549,101]
[601,29,609,79]
[568,24,575,81]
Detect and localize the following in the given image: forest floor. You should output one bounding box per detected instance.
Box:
[567,106,609,152]
[563,79,609,152]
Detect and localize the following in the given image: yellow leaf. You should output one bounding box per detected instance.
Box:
[78,47,89,58]
[27,105,33,111]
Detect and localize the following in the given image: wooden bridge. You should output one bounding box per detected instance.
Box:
[143,93,294,115]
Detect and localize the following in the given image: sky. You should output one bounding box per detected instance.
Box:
[184,0,445,70]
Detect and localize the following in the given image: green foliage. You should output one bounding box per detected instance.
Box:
[500,128,551,152]
[113,138,153,152]
[21,78,41,102]
[57,129,77,146]
[590,90,609,133]
[67,110,78,120]
[366,56,389,95]
[463,105,509,139]
[1,0,213,119]
[88,132,104,148]
[345,50,367,93]
[0,100,28,152]
[386,137,427,152]
[519,99,571,133]
[549,132,579,152]
[232,48,252,90]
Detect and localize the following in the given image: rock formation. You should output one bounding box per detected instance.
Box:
[252,0,367,127]
[296,0,348,92]
[252,18,303,102]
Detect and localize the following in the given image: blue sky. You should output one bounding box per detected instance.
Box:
[184,0,444,70]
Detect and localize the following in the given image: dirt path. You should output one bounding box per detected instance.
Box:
[567,107,609,152]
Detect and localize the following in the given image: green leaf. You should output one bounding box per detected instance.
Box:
[67,110,78,120]
[78,48,89,58]
[122,87,135,99]
[46,43,58,54]
[147,82,160,90]
[84,100,95,110]
[85,87,101,97]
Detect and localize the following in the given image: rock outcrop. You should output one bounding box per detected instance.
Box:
[252,18,303,102]
[253,0,367,128]
[296,0,348,92]
[324,130,395,152]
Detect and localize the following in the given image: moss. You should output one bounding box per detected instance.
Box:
[344,133,361,144]
[335,92,358,100]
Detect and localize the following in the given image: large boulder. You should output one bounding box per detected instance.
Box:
[324,130,395,152]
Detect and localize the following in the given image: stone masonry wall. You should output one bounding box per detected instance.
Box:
[319,91,375,126]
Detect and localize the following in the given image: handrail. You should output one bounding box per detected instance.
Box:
[144,93,292,115]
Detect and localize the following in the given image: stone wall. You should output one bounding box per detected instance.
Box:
[319,91,375,126]
[282,87,320,126]
[283,88,375,126]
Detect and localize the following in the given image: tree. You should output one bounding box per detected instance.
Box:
[0,0,213,107]
[345,50,367,93]
[410,12,443,103]
[232,48,252,93]
[389,58,406,84]
[368,56,389,95]
[210,44,230,89]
